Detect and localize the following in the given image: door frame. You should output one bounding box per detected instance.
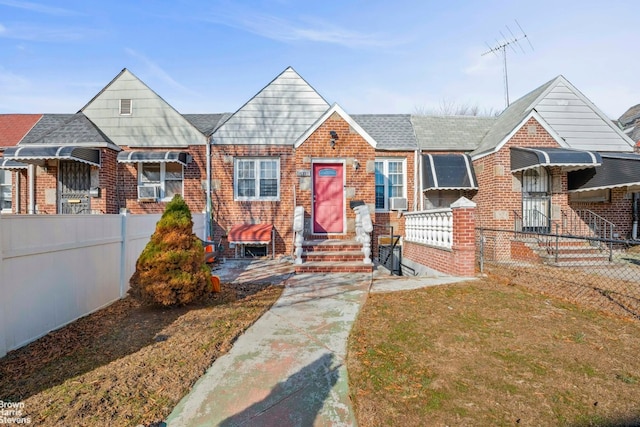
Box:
[521,166,551,233]
[311,159,346,235]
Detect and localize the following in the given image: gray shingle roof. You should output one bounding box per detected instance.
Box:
[351,114,417,150]
[183,113,231,136]
[411,116,495,151]
[19,113,112,145]
[471,78,556,157]
[20,114,75,144]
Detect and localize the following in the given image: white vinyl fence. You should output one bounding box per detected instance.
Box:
[0,213,205,358]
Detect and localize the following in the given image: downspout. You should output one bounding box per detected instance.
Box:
[206,136,212,240]
[633,192,639,240]
[416,149,422,211]
[28,164,35,214]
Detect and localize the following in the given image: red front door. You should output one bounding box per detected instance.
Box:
[313,163,344,233]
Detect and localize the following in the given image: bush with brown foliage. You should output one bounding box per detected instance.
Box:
[128,195,210,306]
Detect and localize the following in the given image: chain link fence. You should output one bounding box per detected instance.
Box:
[476,227,640,321]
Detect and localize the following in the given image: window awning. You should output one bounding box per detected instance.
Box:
[0,158,28,169]
[117,151,190,166]
[510,147,601,173]
[422,154,477,191]
[3,145,101,167]
[569,152,640,192]
[228,223,273,244]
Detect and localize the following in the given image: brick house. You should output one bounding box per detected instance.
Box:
[2,69,221,217]
[2,68,639,275]
[469,75,638,241]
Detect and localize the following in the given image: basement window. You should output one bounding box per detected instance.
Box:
[120,99,132,115]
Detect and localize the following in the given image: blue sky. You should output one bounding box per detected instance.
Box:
[1,0,638,119]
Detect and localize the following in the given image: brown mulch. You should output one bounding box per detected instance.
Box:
[0,282,283,426]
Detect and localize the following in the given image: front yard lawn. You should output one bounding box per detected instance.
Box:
[0,282,282,426]
[348,277,640,426]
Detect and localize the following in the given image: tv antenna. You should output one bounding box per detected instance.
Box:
[482,20,534,108]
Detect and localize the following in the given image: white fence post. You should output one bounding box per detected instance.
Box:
[0,214,6,358]
[119,211,128,299]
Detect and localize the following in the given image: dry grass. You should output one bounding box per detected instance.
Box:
[0,282,282,426]
[348,278,640,427]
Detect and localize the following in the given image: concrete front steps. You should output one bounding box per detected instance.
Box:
[532,238,611,267]
[294,239,373,273]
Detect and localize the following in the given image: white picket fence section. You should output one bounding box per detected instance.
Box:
[0,213,205,358]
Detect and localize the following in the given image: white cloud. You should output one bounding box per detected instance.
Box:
[0,0,80,16]
[205,7,405,49]
[0,23,92,42]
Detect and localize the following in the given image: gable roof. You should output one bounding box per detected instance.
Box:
[411,115,495,151]
[0,114,43,147]
[294,103,377,149]
[472,76,635,158]
[81,68,207,147]
[18,113,114,147]
[212,67,330,145]
[351,114,417,150]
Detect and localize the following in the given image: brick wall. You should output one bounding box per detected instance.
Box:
[403,202,477,277]
[120,145,207,216]
[209,144,295,257]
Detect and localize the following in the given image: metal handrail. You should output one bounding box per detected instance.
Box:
[561,209,615,240]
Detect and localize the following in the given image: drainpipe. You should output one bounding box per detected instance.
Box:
[633,192,639,240]
[28,164,35,214]
[206,136,212,240]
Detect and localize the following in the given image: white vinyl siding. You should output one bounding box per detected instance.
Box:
[375,159,406,211]
[138,162,183,201]
[234,158,280,201]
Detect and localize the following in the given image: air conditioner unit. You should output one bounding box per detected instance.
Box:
[137,185,159,200]
[389,197,407,211]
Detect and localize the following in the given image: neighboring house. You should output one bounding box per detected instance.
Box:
[2,67,639,274]
[2,69,225,216]
[469,75,638,240]
[0,114,42,213]
[618,104,640,145]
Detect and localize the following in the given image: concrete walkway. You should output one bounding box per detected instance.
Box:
[166,260,470,426]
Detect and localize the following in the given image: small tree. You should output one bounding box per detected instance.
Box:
[129,195,210,306]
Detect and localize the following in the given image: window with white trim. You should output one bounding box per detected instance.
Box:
[0,170,11,212]
[375,159,406,210]
[234,158,280,201]
[137,162,183,200]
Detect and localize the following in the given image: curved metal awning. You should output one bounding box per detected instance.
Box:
[3,145,101,167]
[422,153,477,191]
[0,157,29,169]
[569,152,640,192]
[117,150,190,166]
[510,147,601,173]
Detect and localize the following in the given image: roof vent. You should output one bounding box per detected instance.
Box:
[120,99,132,115]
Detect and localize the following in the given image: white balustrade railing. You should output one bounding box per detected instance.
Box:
[404,208,453,249]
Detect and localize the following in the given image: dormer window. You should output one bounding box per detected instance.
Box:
[119,99,132,115]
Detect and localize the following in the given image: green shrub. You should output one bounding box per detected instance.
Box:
[128,195,210,306]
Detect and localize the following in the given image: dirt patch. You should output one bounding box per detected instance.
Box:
[348,278,640,426]
[0,282,283,426]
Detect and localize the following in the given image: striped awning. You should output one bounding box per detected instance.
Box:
[0,157,28,169]
[422,153,477,191]
[2,145,101,167]
[569,152,640,192]
[117,150,190,166]
[511,147,601,173]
